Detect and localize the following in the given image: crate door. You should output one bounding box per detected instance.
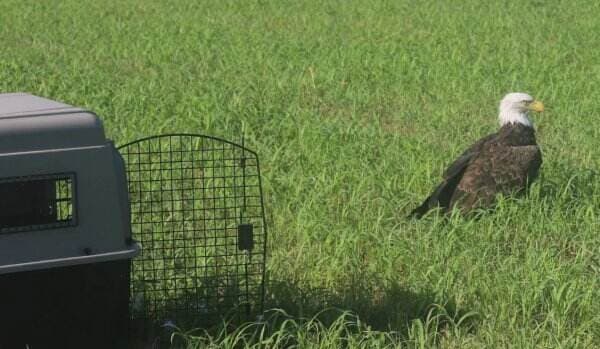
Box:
[118,134,267,325]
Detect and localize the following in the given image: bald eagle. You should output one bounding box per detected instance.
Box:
[410,92,545,218]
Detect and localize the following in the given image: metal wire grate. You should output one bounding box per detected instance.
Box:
[119,134,267,325]
[0,173,76,233]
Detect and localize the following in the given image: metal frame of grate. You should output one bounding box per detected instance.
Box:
[118,134,267,326]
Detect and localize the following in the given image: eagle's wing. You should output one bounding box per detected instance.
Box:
[441,133,498,180]
[449,144,542,212]
[409,133,497,218]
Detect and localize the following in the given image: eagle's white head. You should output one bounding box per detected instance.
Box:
[499,92,544,127]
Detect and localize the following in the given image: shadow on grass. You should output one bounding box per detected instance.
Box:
[128,277,263,348]
[265,277,478,338]
[134,277,478,348]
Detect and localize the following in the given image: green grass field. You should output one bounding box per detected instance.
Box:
[2,0,600,347]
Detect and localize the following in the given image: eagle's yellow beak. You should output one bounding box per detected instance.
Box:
[528,100,544,113]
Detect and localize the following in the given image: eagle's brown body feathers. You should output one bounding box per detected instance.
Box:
[410,123,542,217]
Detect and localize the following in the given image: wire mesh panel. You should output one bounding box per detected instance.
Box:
[118,134,267,326]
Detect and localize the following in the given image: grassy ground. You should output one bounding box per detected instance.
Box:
[2,0,600,347]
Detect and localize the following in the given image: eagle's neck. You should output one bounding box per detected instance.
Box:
[499,110,533,128]
[498,122,537,146]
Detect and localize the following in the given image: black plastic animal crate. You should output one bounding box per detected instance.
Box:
[0,93,140,348]
[0,93,268,347]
